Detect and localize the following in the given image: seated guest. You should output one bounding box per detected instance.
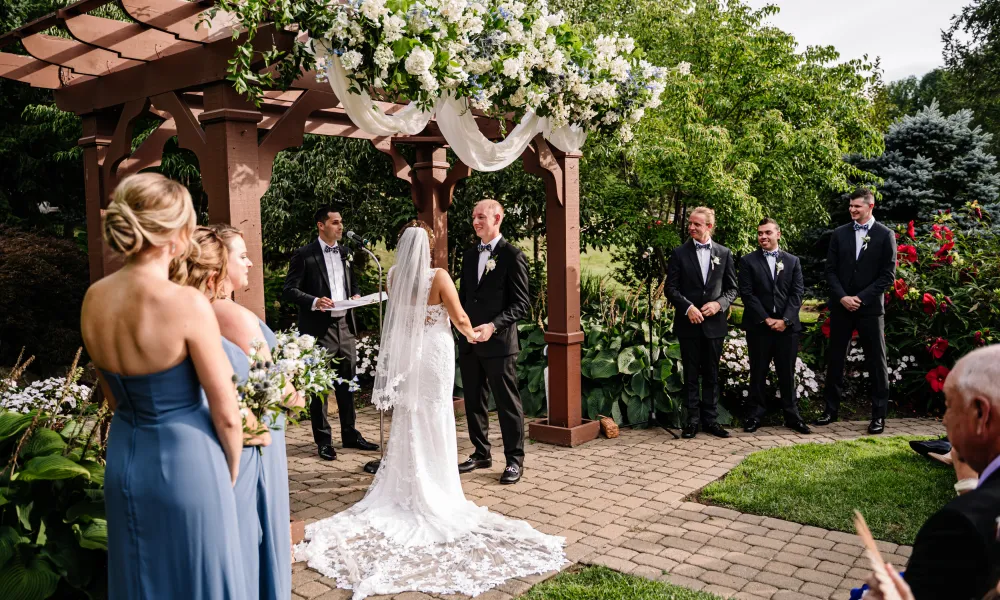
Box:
[867,345,1000,600]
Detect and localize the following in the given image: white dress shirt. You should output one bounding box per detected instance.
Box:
[764,249,777,280]
[854,217,875,258]
[685,238,713,315]
[311,238,348,316]
[477,234,503,281]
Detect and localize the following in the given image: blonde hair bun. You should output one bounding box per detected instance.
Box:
[102,173,196,258]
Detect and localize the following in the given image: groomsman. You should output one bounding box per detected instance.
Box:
[666,207,738,439]
[738,218,811,434]
[817,188,897,434]
[283,206,379,460]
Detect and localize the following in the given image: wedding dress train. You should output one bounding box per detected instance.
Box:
[295,270,566,599]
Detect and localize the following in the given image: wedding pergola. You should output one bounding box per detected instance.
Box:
[1,0,600,445]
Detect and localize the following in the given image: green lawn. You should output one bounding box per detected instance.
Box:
[699,436,954,545]
[522,566,722,600]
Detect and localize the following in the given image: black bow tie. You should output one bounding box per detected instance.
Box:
[854,223,870,232]
[695,242,711,251]
[324,245,342,255]
[478,243,493,253]
[764,250,779,258]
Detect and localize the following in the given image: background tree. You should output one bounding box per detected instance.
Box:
[944,0,1000,155]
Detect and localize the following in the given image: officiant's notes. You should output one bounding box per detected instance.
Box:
[324,291,388,311]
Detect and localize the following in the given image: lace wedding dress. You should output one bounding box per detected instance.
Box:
[295,268,566,600]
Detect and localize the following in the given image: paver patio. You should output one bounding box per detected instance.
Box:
[287,408,944,600]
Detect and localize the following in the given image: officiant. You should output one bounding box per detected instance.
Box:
[283,206,379,461]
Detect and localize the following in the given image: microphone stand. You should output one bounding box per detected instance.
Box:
[349,235,385,475]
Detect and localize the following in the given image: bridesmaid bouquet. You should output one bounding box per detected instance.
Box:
[234,340,287,438]
[272,328,360,400]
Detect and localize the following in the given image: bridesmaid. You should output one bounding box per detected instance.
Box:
[80,173,246,599]
[178,227,273,600]
[211,223,301,600]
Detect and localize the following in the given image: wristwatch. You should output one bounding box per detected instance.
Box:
[782,318,791,327]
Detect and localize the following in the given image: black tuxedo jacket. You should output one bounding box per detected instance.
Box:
[457,238,530,358]
[738,249,804,334]
[905,467,1000,600]
[666,239,738,339]
[825,221,897,316]
[282,240,360,338]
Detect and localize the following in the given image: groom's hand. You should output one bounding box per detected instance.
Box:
[315,297,335,310]
[473,323,495,342]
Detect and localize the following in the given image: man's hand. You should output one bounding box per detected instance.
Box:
[700,301,722,317]
[687,307,705,324]
[764,318,779,328]
[315,297,335,310]
[770,319,787,332]
[862,564,914,600]
[840,296,861,311]
[473,323,495,342]
[351,294,361,300]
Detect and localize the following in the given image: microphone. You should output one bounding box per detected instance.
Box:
[346,231,368,247]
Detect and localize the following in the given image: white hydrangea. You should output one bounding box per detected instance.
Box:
[419,71,440,92]
[502,54,524,79]
[341,50,364,70]
[609,56,630,81]
[374,44,396,69]
[405,46,436,75]
[360,0,389,22]
[382,14,406,43]
[531,16,549,39]
[676,61,691,75]
[507,20,526,44]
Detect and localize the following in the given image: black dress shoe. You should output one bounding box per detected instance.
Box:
[458,456,492,473]
[704,423,731,438]
[909,437,951,459]
[318,445,337,461]
[743,419,760,433]
[344,437,379,451]
[868,418,885,435]
[814,413,837,426]
[499,464,522,485]
[787,420,812,435]
[681,424,698,439]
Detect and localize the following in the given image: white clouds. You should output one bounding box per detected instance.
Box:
[746,0,968,82]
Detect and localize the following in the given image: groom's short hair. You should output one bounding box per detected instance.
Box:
[314,205,342,225]
[477,198,504,216]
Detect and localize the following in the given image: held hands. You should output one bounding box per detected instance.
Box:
[840,296,862,312]
[467,323,495,344]
[765,318,787,332]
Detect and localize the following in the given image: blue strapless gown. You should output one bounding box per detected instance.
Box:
[102,358,247,600]
[257,320,292,600]
[220,338,264,600]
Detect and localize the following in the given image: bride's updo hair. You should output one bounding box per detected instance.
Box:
[103,173,196,259]
[398,220,435,252]
[178,227,229,299]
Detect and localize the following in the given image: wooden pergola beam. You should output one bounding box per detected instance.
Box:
[120,0,231,43]
[21,33,143,76]
[0,0,115,49]
[62,13,198,60]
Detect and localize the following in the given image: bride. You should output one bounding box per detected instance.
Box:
[296,221,566,599]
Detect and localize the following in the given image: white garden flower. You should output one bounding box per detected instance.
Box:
[531,16,549,39]
[502,55,524,79]
[298,335,316,350]
[405,46,435,75]
[341,50,364,70]
[360,0,389,22]
[546,10,566,27]
[419,71,440,92]
[439,0,466,22]
[382,14,406,43]
[374,44,396,69]
[676,61,691,75]
[507,20,526,44]
[618,35,635,54]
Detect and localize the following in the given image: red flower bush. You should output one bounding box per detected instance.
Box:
[898,245,918,263]
[927,337,949,359]
[821,317,831,338]
[907,221,915,239]
[935,241,955,258]
[893,278,907,300]
[922,293,937,314]
[925,366,950,393]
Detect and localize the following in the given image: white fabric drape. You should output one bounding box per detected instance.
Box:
[312,42,587,170]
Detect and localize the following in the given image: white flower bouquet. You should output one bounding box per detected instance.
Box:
[235,340,288,439]
[272,327,361,400]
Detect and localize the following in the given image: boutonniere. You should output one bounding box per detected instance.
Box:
[485,257,497,273]
[776,261,784,275]
[862,235,871,251]
[342,251,353,264]
[711,256,720,270]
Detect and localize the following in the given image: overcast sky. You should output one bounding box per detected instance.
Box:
[746,0,970,83]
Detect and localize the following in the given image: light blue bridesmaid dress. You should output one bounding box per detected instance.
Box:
[220,337,264,600]
[257,319,292,600]
[102,355,247,599]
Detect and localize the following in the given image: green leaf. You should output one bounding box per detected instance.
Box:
[0,527,26,567]
[14,456,91,483]
[665,374,683,393]
[626,397,648,424]
[631,373,650,398]
[666,343,682,360]
[611,401,623,424]
[33,523,44,548]
[19,429,65,459]
[16,504,31,532]
[65,500,106,524]
[0,551,60,600]
[72,521,107,551]
[0,413,34,444]
[586,388,605,420]
[588,350,619,379]
[617,346,645,375]
[58,421,86,441]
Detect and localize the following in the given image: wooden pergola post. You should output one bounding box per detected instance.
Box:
[199,83,266,318]
[80,111,120,284]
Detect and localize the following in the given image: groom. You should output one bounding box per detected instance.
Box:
[457,199,531,485]
[283,205,379,461]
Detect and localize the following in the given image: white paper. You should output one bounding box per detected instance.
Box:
[323,291,388,311]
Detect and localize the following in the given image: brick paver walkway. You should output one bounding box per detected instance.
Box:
[287,409,944,600]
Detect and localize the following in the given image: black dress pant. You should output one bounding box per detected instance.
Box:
[679,335,724,427]
[824,306,889,419]
[746,329,803,423]
[460,352,525,468]
[311,315,361,447]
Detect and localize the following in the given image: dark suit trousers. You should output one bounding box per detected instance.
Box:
[679,335,723,426]
[460,352,525,467]
[824,307,889,418]
[746,330,803,423]
[311,315,361,447]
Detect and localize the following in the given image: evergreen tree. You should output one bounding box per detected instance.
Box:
[849,101,1000,227]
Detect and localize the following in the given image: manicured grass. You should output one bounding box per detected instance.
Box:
[699,436,955,545]
[521,566,722,600]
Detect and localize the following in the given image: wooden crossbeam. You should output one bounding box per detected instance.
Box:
[21,33,142,75]
[0,52,72,88]
[0,0,115,50]
[120,0,233,43]
[62,13,198,61]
